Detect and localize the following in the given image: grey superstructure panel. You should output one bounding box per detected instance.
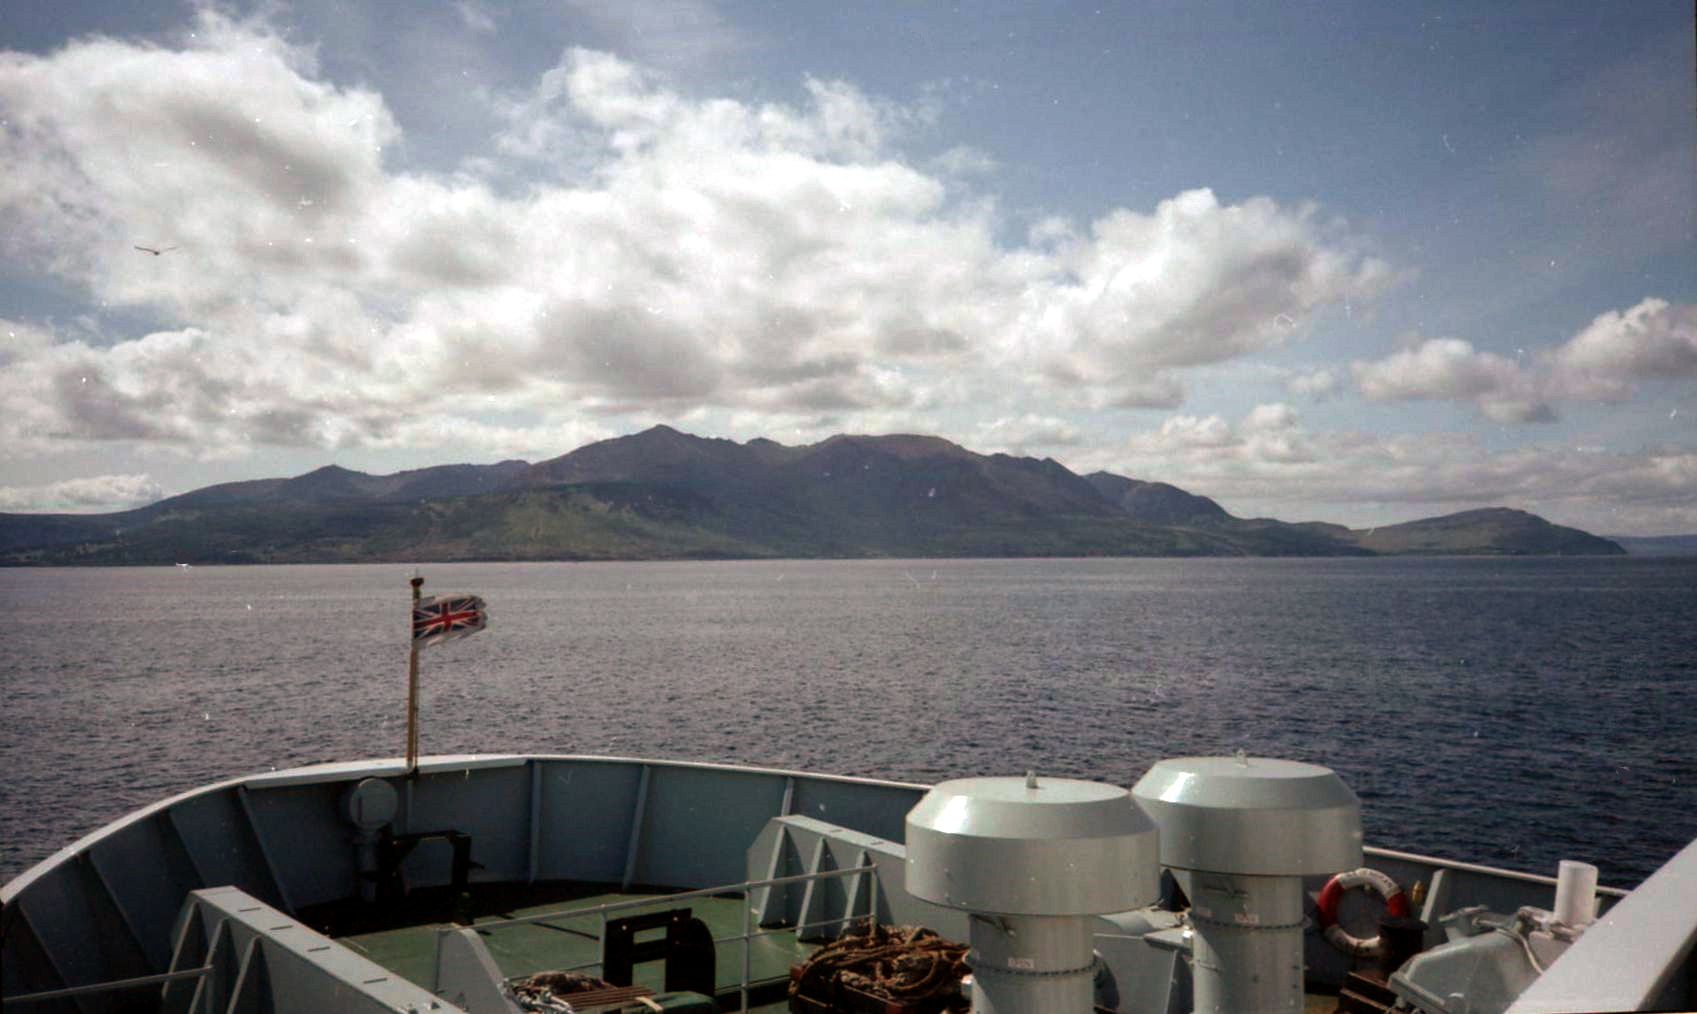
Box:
[405,763,532,884]
[632,764,791,887]
[532,759,646,882]
[242,781,361,907]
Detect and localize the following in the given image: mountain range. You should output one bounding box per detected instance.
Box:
[0,426,1626,564]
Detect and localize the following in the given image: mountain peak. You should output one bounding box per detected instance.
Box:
[277,464,373,499]
[634,423,687,440]
[812,433,973,461]
[527,424,753,484]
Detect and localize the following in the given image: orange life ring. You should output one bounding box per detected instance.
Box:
[1315,867,1410,957]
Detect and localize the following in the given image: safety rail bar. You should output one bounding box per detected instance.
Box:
[1,965,213,1007]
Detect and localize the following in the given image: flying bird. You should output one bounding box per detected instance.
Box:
[133,245,178,255]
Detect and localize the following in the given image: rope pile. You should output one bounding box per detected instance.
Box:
[790,922,971,1013]
[508,970,614,1013]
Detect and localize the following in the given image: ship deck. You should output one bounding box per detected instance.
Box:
[12,755,1672,1014]
[318,883,1345,1014]
[316,885,818,1013]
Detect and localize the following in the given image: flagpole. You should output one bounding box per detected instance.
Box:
[405,574,424,776]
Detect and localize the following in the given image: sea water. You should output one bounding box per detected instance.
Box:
[2,556,1694,886]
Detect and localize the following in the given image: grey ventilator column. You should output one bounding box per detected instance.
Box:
[1132,756,1362,1014]
[905,774,1161,1013]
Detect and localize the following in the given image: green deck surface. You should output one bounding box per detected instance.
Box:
[340,890,816,1013]
[334,888,1341,1013]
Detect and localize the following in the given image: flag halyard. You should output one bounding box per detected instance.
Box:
[412,593,488,647]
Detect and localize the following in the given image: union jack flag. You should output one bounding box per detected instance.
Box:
[412,593,488,647]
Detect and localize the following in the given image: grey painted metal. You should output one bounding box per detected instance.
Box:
[164,899,224,1014]
[796,837,851,938]
[748,822,790,926]
[0,755,895,999]
[235,785,297,913]
[1391,913,1570,1014]
[1507,837,1697,1013]
[906,776,1159,915]
[82,847,155,973]
[342,778,399,905]
[2,752,1686,1014]
[187,754,898,900]
[746,813,964,939]
[1093,911,1191,1014]
[164,895,208,1012]
[466,864,879,932]
[907,776,1161,1014]
[339,778,399,830]
[748,818,1187,1014]
[1175,870,1309,1014]
[1132,756,1361,876]
[1363,843,1628,896]
[1355,845,1626,957]
[527,759,543,884]
[966,914,1101,1014]
[1133,757,1361,1014]
[173,787,282,909]
[0,966,212,1006]
[172,886,466,1014]
[162,805,212,890]
[435,928,523,1014]
[623,763,653,889]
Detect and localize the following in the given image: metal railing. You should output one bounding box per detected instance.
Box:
[2,965,214,1007]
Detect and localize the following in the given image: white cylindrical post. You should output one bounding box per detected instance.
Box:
[1553,860,1598,927]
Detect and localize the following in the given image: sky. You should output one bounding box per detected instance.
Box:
[1,2,1693,535]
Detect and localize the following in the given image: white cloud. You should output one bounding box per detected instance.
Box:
[1553,298,1697,392]
[1,29,1396,464]
[0,12,395,311]
[1014,189,1398,399]
[1285,367,1339,401]
[1108,407,1697,534]
[1244,402,1299,432]
[1129,413,1237,452]
[556,0,750,71]
[1350,298,1695,423]
[973,414,1084,452]
[929,145,998,177]
[1352,338,1554,423]
[1121,402,1312,465]
[0,474,164,513]
[453,2,498,34]
[1240,402,1311,462]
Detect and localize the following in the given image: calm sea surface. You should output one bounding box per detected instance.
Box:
[2,557,1694,887]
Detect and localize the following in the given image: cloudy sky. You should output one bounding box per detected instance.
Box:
[2,2,1693,534]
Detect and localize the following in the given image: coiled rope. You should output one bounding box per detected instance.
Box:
[790,921,971,1012]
